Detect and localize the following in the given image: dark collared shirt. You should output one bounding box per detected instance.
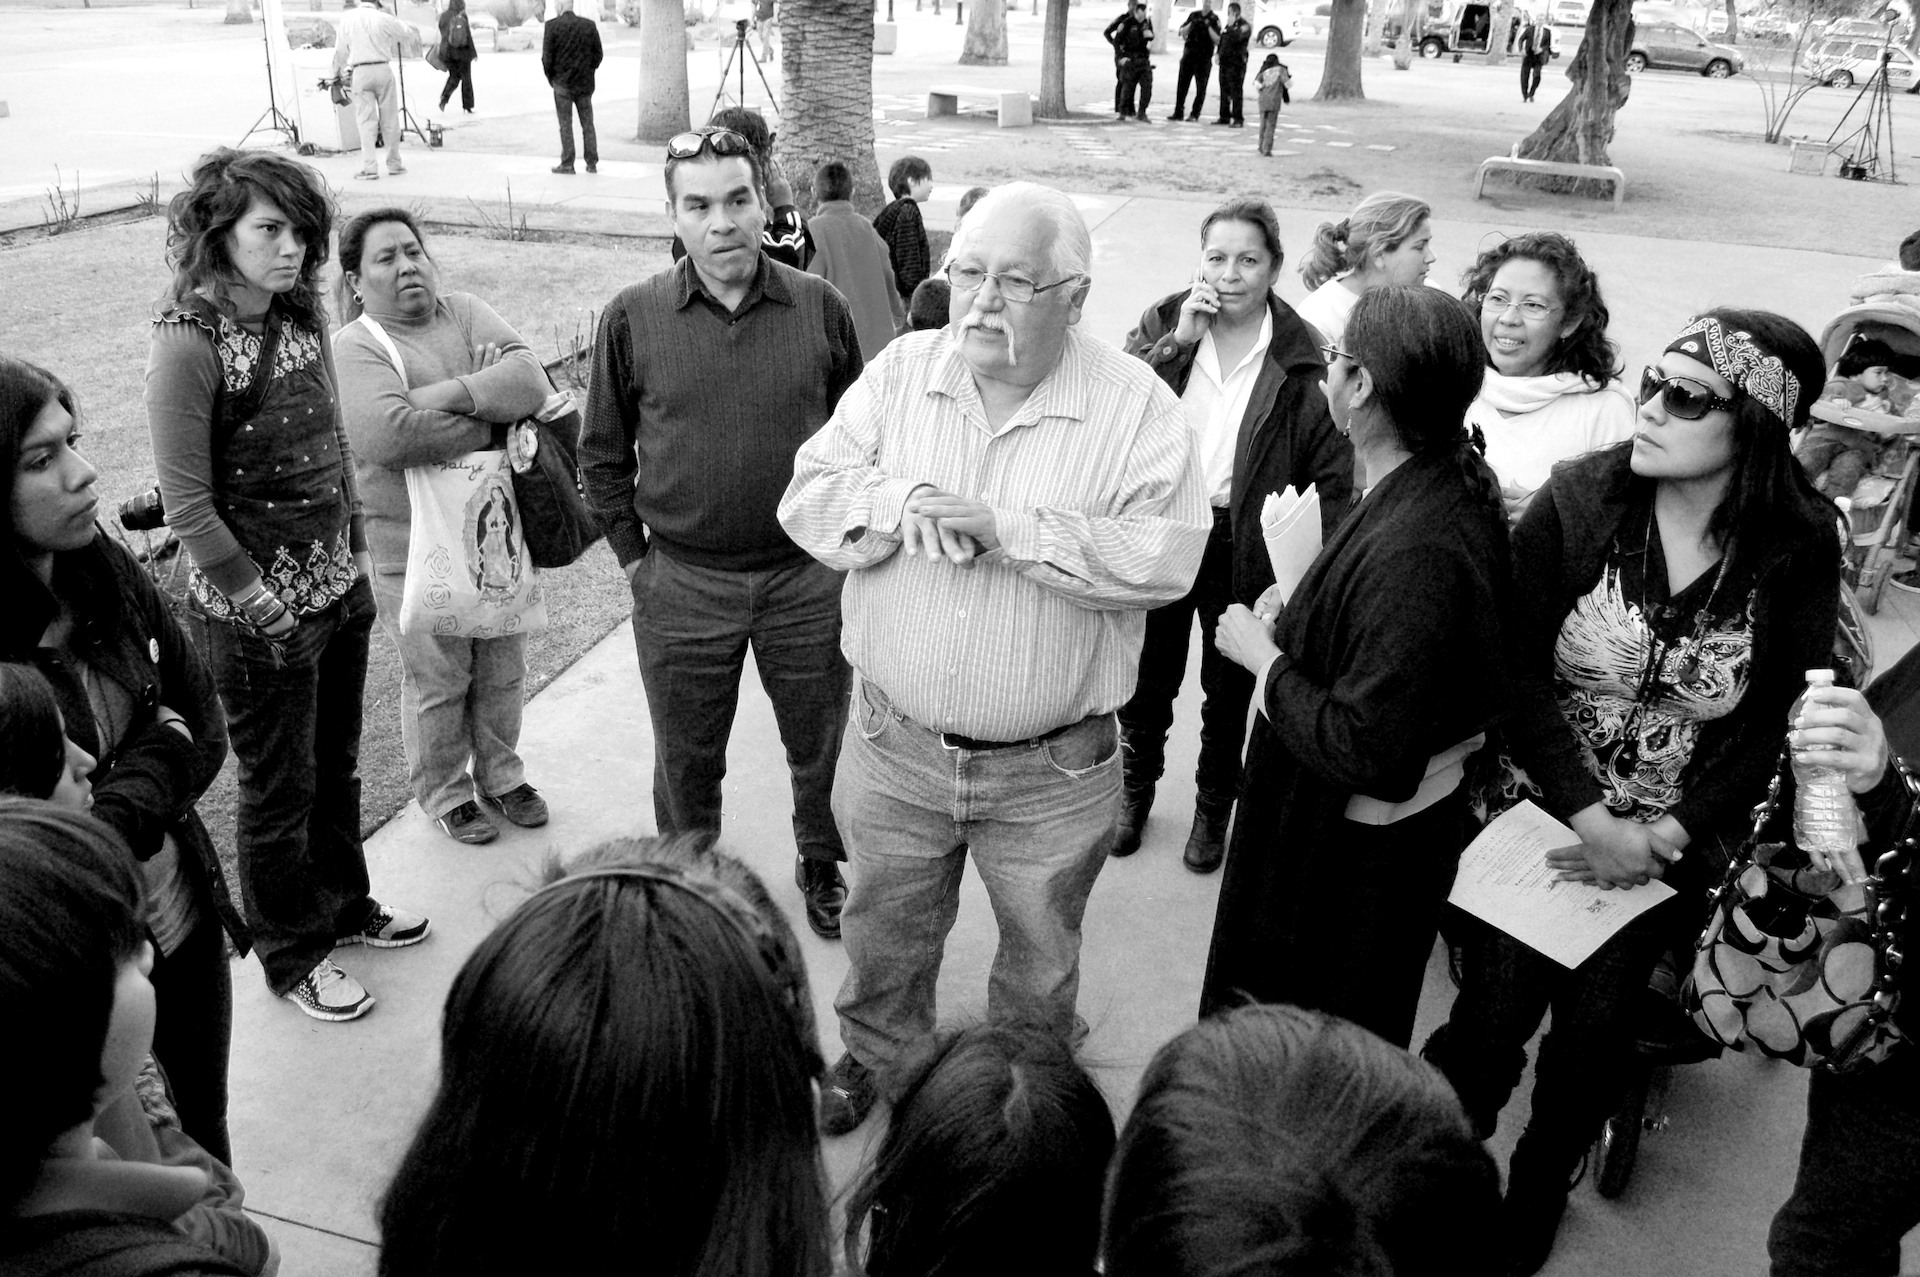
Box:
[579,253,862,571]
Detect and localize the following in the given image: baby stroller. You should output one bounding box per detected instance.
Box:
[1798,290,1920,615]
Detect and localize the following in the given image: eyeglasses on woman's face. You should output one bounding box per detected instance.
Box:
[942,263,1081,305]
[1319,340,1357,367]
[1481,292,1560,322]
[1639,366,1738,421]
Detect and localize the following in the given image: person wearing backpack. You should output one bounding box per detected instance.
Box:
[1254,55,1290,157]
[436,0,478,113]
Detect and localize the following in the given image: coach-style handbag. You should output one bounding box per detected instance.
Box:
[1682,750,1916,1074]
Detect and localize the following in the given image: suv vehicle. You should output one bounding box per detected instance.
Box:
[1626,21,1744,77]
[1251,0,1306,47]
[1802,36,1919,90]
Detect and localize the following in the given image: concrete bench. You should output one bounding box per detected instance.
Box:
[1473,143,1626,209]
[927,83,1032,128]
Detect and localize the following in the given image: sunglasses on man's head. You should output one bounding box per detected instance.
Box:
[1639,366,1737,421]
[665,128,754,162]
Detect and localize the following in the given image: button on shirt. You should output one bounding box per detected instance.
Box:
[779,327,1210,741]
[1180,308,1272,507]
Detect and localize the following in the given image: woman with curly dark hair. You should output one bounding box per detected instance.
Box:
[145,148,428,1026]
[1459,232,1636,520]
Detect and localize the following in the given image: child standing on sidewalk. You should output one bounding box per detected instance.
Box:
[1255,54,1290,157]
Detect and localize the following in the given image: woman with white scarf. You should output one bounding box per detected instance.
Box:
[1461,232,1635,521]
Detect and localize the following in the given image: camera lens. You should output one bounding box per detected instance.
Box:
[119,487,167,532]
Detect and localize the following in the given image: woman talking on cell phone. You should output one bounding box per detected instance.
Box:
[144,148,429,1027]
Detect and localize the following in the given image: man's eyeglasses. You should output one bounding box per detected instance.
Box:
[665,128,754,162]
[1481,292,1561,322]
[1639,366,1737,421]
[1319,341,1357,366]
[944,263,1082,304]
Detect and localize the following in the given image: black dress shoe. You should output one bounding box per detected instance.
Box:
[796,856,846,940]
[1501,1178,1570,1276]
[819,1050,878,1135]
[1111,785,1153,857]
[1181,800,1231,874]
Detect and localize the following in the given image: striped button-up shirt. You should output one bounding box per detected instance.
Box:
[779,327,1210,741]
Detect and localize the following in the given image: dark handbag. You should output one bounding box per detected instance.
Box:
[508,385,601,569]
[1682,749,1916,1073]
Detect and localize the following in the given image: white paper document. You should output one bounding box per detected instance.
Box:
[1447,800,1675,969]
[1261,488,1322,606]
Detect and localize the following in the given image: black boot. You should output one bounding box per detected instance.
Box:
[1181,794,1232,873]
[795,856,846,940]
[1112,784,1154,857]
[1500,1133,1585,1276]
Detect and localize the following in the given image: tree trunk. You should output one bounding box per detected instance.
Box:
[961,0,1007,63]
[779,0,883,215]
[1723,0,1739,41]
[1363,4,1383,54]
[1516,0,1633,194]
[1037,0,1070,116]
[1318,0,1366,98]
[1485,0,1513,65]
[636,0,690,143]
[224,0,252,25]
[1150,0,1172,52]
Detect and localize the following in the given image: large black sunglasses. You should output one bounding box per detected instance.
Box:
[665,128,754,162]
[1639,366,1737,421]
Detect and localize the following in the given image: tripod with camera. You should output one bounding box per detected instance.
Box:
[1827,34,1899,182]
[710,17,780,118]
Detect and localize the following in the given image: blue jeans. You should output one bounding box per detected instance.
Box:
[629,548,848,861]
[1769,1044,1920,1275]
[199,578,378,995]
[373,570,527,819]
[832,675,1121,1070]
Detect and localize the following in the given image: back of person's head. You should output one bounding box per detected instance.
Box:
[1300,191,1431,292]
[1102,1006,1500,1277]
[163,147,335,333]
[1901,228,1920,272]
[888,155,933,197]
[377,836,829,1277]
[1458,230,1619,385]
[0,800,147,1209]
[0,663,68,800]
[1345,286,1485,456]
[909,278,952,331]
[846,1022,1115,1277]
[707,105,773,160]
[956,185,991,222]
[815,159,854,204]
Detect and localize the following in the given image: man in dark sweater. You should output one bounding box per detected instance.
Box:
[579,130,864,939]
[1172,0,1221,121]
[542,0,603,173]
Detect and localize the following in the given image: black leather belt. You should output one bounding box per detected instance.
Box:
[863,678,1085,753]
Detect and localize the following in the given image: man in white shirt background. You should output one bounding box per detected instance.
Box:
[332,0,420,180]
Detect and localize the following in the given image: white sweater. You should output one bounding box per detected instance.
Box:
[1292,278,1359,349]
[1468,371,1638,499]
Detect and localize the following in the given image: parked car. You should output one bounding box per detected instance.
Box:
[1814,16,1904,41]
[1251,0,1307,46]
[1551,0,1587,24]
[1802,36,1919,90]
[1415,1,1527,56]
[1625,20,1744,76]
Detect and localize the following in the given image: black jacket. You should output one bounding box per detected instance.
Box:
[1179,7,1221,56]
[1503,445,1840,844]
[1125,289,1354,603]
[542,10,604,97]
[1218,16,1252,66]
[2,533,248,952]
[1105,11,1154,58]
[438,6,476,59]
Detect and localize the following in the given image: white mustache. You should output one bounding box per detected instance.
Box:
[959,311,1018,365]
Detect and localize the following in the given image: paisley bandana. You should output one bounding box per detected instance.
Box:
[1664,316,1800,428]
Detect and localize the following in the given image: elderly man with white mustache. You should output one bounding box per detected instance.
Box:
[779,181,1211,1137]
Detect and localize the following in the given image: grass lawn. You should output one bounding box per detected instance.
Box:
[0,215,669,859]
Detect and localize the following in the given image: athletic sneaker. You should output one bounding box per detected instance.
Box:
[285,957,375,1022]
[336,902,431,949]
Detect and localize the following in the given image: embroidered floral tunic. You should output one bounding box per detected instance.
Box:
[145,296,365,622]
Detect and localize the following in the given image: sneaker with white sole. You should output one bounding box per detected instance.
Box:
[336,902,431,949]
[285,957,375,1022]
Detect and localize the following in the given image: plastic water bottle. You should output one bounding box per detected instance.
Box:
[1790,669,1869,885]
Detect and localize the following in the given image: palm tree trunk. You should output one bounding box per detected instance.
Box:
[636,0,691,142]
[779,0,883,214]
[961,0,1008,63]
[1723,0,1740,42]
[1037,0,1069,116]
[1516,0,1633,194]
[1318,0,1365,98]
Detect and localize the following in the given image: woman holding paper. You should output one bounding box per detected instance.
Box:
[1119,198,1352,873]
[1458,232,1636,522]
[1420,309,1836,1277]
[1200,285,1507,1051]
[332,208,553,849]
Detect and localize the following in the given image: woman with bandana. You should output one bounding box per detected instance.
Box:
[1420,310,1837,1277]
